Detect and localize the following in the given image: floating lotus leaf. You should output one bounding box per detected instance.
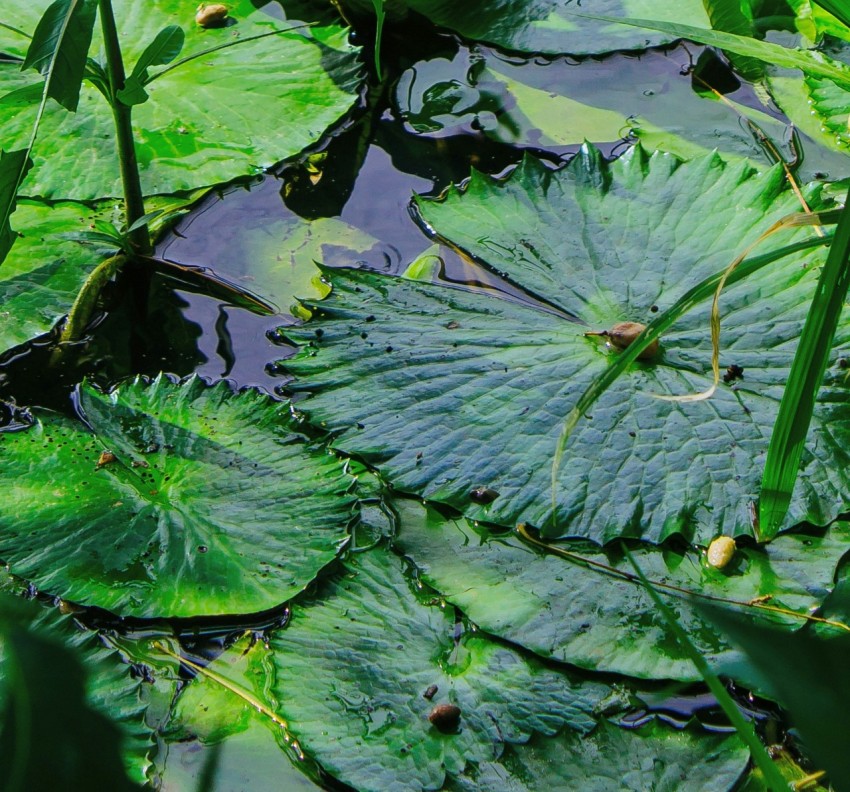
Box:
[270,548,608,791]
[394,498,850,680]
[1,0,363,199]
[341,0,710,55]
[0,375,355,617]
[445,720,748,792]
[285,146,850,543]
[0,594,177,784]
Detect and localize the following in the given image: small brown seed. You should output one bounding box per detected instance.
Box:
[423,684,438,700]
[195,3,229,27]
[706,535,736,569]
[428,703,461,733]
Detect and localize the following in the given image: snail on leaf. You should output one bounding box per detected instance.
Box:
[586,321,660,361]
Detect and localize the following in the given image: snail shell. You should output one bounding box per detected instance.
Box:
[707,535,736,569]
[428,703,461,733]
[196,4,229,27]
[607,322,659,361]
[96,450,117,468]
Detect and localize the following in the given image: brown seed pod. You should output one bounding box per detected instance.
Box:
[428,703,461,733]
[195,3,229,27]
[706,535,736,569]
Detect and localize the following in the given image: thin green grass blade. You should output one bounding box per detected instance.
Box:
[759,186,850,539]
[551,233,833,526]
[623,547,788,792]
[811,0,850,28]
[371,0,385,81]
[575,13,850,87]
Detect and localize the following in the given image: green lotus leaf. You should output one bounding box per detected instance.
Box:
[393,498,850,680]
[342,0,710,55]
[284,146,850,543]
[2,0,362,199]
[270,547,609,791]
[0,594,177,785]
[0,375,355,617]
[0,193,203,356]
[446,720,748,792]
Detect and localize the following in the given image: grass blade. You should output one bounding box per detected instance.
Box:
[575,13,850,87]
[371,0,386,81]
[759,185,850,538]
[623,547,788,792]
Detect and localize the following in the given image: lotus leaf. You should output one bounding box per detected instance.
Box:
[0,375,355,617]
[285,146,850,543]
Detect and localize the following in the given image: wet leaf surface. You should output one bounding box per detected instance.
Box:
[394,499,850,680]
[285,146,850,543]
[270,547,608,791]
[1,0,363,199]
[0,375,355,617]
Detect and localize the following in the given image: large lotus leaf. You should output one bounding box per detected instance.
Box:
[270,548,609,792]
[393,498,850,680]
[342,0,710,55]
[446,720,748,792]
[0,375,355,617]
[0,193,204,357]
[284,147,850,544]
[0,595,177,785]
[1,0,362,199]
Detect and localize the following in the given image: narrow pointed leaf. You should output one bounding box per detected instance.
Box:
[760,185,850,538]
[22,0,97,112]
[812,0,850,28]
[0,149,32,266]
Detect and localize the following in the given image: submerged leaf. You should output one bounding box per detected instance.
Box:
[270,548,608,791]
[0,375,356,617]
[285,147,850,543]
[342,0,711,55]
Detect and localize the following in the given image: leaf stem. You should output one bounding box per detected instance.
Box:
[56,252,126,349]
[97,0,150,254]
